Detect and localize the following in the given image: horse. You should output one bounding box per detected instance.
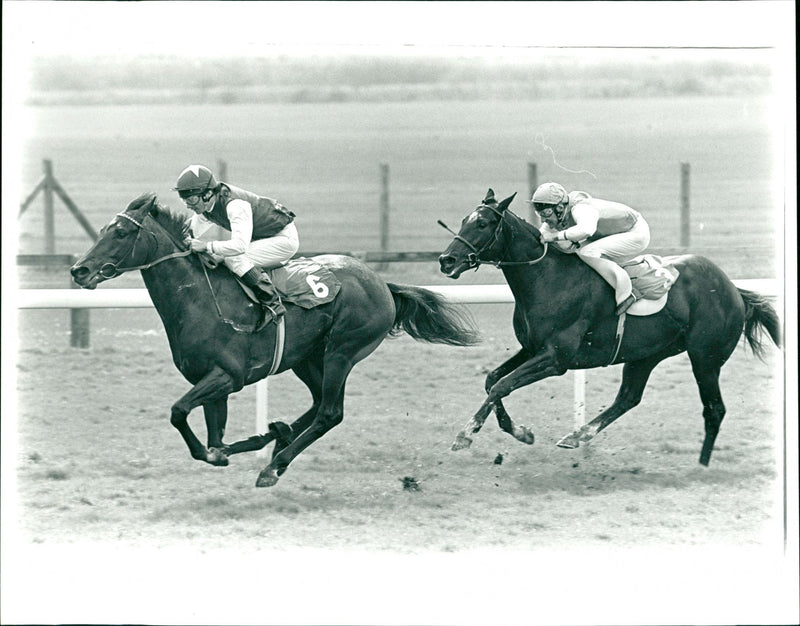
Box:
[437,189,781,466]
[70,192,478,487]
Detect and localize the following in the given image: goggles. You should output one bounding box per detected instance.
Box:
[533,202,558,217]
[178,189,202,199]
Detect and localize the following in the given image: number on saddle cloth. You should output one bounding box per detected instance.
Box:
[621,254,680,301]
[265,257,341,308]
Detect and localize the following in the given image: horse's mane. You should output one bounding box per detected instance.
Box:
[128,192,192,244]
[504,209,574,257]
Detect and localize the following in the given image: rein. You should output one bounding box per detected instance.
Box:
[100,212,192,277]
[439,204,548,269]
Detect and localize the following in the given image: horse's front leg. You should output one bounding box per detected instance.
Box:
[484,349,535,446]
[170,366,235,466]
[452,349,566,450]
[451,348,533,450]
[203,397,230,466]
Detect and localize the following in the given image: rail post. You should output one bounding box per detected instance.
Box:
[527,161,540,226]
[378,163,390,269]
[67,254,90,348]
[43,160,56,254]
[680,162,691,248]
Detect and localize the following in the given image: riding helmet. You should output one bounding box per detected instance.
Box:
[173,165,218,199]
[530,182,567,206]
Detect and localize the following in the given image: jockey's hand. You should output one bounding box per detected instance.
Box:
[540,231,560,243]
[189,238,208,253]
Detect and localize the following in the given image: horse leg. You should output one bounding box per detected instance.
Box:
[202,397,231,466]
[204,397,228,448]
[255,328,387,487]
[170,366,235,466]
[452,351,566,450]
[688,356,726,466]
[484,350,536,445]
[268,358,325,461]
[556,354,663,449]
[220,361,325,459]
[256,355,352,487]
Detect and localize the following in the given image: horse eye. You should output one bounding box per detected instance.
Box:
[477,219,489,229]
[114,227,128,239]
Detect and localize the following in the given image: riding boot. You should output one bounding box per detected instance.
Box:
[240,267,286,331]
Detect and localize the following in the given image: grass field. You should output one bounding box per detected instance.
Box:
[8,95,790,624]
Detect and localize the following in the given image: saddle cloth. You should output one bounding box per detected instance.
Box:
[241,257,341,309]
[621,254,680,316]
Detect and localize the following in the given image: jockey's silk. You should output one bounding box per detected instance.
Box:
[204,183,295,240]
[561,191,640,241]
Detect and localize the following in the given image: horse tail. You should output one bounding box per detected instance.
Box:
[738,288,781,359]
[387,283,479,346]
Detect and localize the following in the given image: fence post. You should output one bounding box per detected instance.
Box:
[43,160,55,254]
[69,255,90,348]
[379,163,390,255]
[527,161,540,226]
[216,158,228,182]
[680,162,691,248]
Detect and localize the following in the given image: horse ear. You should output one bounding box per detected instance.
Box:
[483,188,496,204]
[497,192,517,212]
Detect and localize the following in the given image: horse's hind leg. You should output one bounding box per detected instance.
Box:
[557,354,664,449]
[256,331,387,487]
[688,356,726,466]
[272,359,325,460]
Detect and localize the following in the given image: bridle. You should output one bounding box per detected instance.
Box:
[440,203,549,270]
[98,211,192,278]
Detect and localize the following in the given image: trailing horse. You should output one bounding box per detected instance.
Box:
[71,193,478,487]
[438,189,780,466]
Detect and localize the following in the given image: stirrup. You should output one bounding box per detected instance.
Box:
[255,304,283,332]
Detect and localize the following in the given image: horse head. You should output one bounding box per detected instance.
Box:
[71,193,189,289]
[438,188,517,278]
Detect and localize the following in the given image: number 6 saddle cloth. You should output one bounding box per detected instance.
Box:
[621,254,680,316]
[249,257,341,309]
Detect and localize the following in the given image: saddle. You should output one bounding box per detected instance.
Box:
[620,254,680,316]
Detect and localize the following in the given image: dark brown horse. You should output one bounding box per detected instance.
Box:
[438,189,780,465]
[71,193,478,487]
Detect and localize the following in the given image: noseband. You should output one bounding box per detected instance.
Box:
[449,204,549,269]
[99,211,192,278]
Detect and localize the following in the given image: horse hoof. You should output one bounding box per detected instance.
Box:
[556,434,579,449]
[255,468,279,488]
[451,432,473,451]
[516,426,535,445]
[207,448,229,466]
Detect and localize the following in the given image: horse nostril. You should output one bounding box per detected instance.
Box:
[70,266,88,280]
[439,255,455,271]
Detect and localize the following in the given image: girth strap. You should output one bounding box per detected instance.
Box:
[606,313,626,366]
[267,317,286,376]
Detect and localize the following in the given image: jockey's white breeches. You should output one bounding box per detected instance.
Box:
[577,218,650,263]
[223,222,300,276]
[576,219,650,304]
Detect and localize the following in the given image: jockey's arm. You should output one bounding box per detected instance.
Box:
[205,199,253,257]
[562,203,598,242]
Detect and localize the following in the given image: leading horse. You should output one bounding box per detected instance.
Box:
[438,189,781,466]
[71,193,478,487]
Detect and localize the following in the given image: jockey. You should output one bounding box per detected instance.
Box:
[174,164,299,329]
[530,182,650,315]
